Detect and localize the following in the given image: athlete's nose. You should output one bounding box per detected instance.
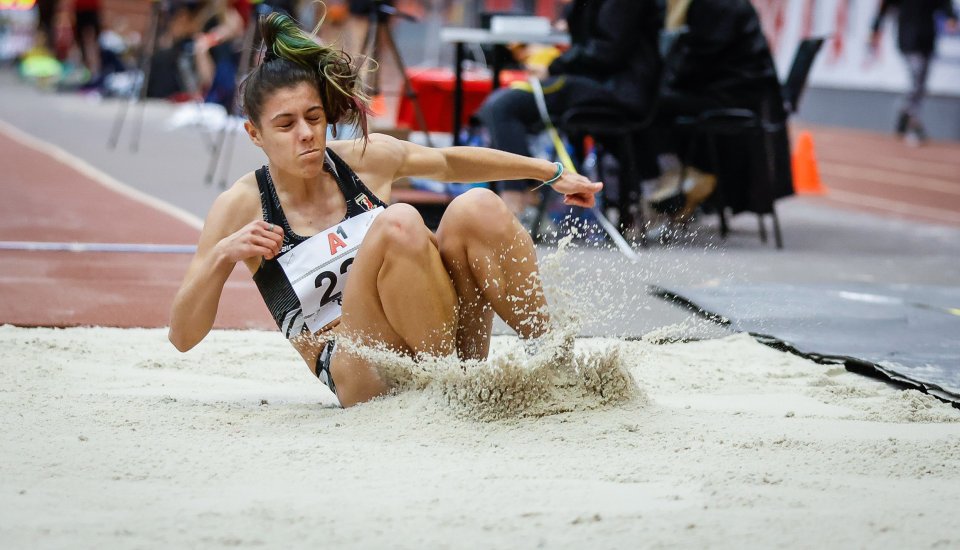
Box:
[296,119,313,143]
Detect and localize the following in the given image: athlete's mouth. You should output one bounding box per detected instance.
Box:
[300,148,320,157]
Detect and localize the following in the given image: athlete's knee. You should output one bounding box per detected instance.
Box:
[440,187,515,243]
[371,203,433,256]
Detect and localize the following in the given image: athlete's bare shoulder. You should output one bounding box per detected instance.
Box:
[205,171,263,236]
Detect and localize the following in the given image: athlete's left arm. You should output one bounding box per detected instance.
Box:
[386,136,603,208]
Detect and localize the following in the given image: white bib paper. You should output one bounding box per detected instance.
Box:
[278,207,383,333]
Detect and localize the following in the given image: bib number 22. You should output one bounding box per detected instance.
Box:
[314,257,354,307]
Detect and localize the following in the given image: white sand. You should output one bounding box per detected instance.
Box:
[2,325,959,549]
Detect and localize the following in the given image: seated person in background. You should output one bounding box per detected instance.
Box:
[475,0,661,219]
[146,0,206,100]
[193,0,245,109]
[649,0,791,222]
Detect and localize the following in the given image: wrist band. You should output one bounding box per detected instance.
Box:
[543,161,564,186]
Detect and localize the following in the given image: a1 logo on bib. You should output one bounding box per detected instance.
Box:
[354,193,375,211]
[328,226,348,255]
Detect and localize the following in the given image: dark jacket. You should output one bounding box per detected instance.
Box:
[547,0,662,115]
[661,0,792,214]
[872,0,957,55]
[664,0,785,122]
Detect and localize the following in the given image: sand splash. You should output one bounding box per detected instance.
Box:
[341,330,645,421]
[338,232,646,421]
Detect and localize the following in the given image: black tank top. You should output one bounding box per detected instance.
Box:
[252,148,387,339]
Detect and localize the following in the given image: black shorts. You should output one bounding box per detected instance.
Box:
[316,340,338,398]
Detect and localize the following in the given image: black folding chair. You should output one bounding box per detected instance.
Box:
[530,29,689,244]
[676,37,826,249]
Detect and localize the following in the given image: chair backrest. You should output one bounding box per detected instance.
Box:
[782,37,825,114]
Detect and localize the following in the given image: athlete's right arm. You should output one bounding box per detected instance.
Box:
[168,186,283,352]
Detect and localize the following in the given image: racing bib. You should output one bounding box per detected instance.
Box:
[277,207,383,333]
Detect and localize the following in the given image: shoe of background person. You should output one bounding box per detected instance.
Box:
[675,169,717,221]
[895,111,909,136]
[647,169,682,204]
[904,119,926,148]
[649,168,717,221]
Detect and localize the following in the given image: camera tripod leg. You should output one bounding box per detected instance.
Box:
[376,16,434,147]
[218,124,240,189]
[109,0,162,151]
[205,126,228,184]
[206,4,262,186]
[107,94,132,149]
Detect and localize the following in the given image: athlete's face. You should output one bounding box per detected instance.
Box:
[245,82,328,178]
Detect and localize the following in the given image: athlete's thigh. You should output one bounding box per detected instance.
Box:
[336,211,411,353]
[336,204,444,353]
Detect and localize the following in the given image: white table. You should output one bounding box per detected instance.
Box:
[439,27,570,144]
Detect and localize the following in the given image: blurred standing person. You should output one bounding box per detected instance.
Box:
[146,0,206,100]
[871,0,958,146]
[194,0,245,108]
[475,0,662,218]
[73,0,103,82]
[36,0,59,53]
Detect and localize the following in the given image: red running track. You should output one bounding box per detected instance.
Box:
[799,125,960,227]
[0,127,275,330]
[1,122,957,329]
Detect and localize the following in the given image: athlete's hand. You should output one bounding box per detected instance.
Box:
[549,171,603,208]
[215,220,284,263]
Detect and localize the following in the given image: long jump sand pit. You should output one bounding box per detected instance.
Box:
[2,325,959,548]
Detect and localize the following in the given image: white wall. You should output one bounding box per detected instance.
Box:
[752,0,960,96]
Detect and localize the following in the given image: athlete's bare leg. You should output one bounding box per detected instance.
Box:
[436,188,550,360]
[332,204,458,406]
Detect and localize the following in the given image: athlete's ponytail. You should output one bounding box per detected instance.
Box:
[241,11,370,138]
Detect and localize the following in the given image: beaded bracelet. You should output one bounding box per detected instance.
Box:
[543,161,564,186]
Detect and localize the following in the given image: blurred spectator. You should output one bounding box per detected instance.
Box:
[871,0,958,146]
[97,18,133,80]
[146,0,206,100]
[194,0,244,108]
[475,0,661,217]
[648,0,791,222]
[73,0,103,81]
[35,0,59,53]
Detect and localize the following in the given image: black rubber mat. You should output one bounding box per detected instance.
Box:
[652,283,960,405]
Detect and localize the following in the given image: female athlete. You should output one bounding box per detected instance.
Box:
[168,12,602,407]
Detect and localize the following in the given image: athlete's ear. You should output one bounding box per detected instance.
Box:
[245,120,263,147]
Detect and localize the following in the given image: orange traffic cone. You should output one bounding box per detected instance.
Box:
[791,131,827,195]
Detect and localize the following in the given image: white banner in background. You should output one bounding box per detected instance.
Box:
[751,0,960,96]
